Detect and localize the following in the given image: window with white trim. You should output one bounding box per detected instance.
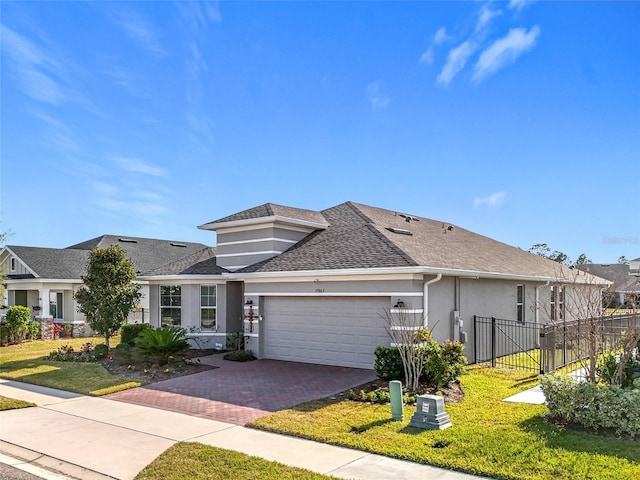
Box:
[10,257,16,272]
[516,284,525,323]
[160,285,181,326]
[550,286,565,321]
[200,285,217,331]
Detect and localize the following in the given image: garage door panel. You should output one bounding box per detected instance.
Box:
[263,297,390,369]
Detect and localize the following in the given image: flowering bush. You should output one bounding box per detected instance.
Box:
[53,324,64,340]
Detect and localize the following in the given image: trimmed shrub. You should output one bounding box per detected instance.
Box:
[5,306,31,344]
[425,340,467,388]
[27,320,40,341]
[121,323,150,347]
[374,346,404,381]
[137,326,189,365]
[94,343,109,358]
[223,350,256,362]
[596,352,635,388]
[1,324,8,346]
[226,331,244,351]
[541,374,640,438]
[374,341,466,388]
[114,342,133,364]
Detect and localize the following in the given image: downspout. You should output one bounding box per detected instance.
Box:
[423,274,443,327]
[535,281,550,324]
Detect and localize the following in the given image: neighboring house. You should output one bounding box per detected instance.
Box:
[140,201,607,369]
[2,202,607,369]
[630,257,640,276]
[575,262,640,308]
[0,236,212,335]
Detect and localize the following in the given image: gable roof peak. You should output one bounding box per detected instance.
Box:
[199,203,329,231]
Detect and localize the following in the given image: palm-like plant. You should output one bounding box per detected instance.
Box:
[137,326,189,365]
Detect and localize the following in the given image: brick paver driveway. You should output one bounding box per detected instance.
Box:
[106,355,376,425]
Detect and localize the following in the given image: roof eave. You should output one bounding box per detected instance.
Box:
[198,215,329,232]
[139,274,226,281]
[222,266,612,284]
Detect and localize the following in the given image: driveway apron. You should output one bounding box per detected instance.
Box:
[106,355,377,425]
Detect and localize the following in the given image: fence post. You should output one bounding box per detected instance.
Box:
[491,317,496,368]
[473,315,477,363]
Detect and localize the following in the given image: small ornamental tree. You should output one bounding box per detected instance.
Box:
[74,245,141,350]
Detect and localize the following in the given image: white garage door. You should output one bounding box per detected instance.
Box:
[262,296,390,369]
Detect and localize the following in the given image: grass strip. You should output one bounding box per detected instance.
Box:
[0,395,35,410]
[135,442,337,480]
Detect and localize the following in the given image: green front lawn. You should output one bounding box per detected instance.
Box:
[135,443,336,480]
[0,395,35,410]
[0,337,143,395]
[250,367,640,480]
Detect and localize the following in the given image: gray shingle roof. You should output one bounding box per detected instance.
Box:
[7,235,212,279]
[574,264,632,290]
[6,246,89,279]
[618,276,640,294]
[201,203,329,227]
[239,201,599,281]
[145,247,228,275]
[66,235,210,274]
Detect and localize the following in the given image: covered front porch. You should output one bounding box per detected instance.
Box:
[4,281,87,337]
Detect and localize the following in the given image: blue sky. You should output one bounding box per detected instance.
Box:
[1,1,638,264]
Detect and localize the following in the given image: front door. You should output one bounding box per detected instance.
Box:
[14,290,28,307]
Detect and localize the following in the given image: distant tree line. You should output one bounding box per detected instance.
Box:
[528,243,629,267]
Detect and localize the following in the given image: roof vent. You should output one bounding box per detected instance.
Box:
[170,242,187,247]
[118,238,138,243]
[399,214,420,223]
[386,227,413,236]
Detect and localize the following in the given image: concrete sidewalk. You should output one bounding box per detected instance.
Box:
[0,379,487,480]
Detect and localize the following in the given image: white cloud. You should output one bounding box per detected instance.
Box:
[112,156,167,177]
[473,192,507,209]
[476,4,502,33]
[366,81,391,111]
[433,27,449,45]
[1,25,66,105]
[473,26,540,82]
[175,0,221,36]
[508,0,536,12]
[110,10,168,56]
[419,27,450,66]
[437,41,476,86]
[420,48,435,66]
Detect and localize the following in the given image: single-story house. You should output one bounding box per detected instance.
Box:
[0,236,212,335]
[1,201,607,368]
[576,261,640,308]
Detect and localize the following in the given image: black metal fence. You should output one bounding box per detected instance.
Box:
[474,313,640,375]
[539,313,640,374]
[474,316,543,373]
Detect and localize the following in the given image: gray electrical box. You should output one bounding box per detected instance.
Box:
[408,395,452,430]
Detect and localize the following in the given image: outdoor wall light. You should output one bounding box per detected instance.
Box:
[394,300,405,308]
[245,299,253,305]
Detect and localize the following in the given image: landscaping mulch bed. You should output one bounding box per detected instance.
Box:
[99,349,220,383]
[335,378,465,404]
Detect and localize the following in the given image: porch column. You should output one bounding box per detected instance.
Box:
[38,289,50,317]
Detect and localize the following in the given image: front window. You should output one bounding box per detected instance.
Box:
[10,257,16,272]
[49,292,63,319]
[200,285,217,331]
[516,285,525,323]
[160,285,181,326]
